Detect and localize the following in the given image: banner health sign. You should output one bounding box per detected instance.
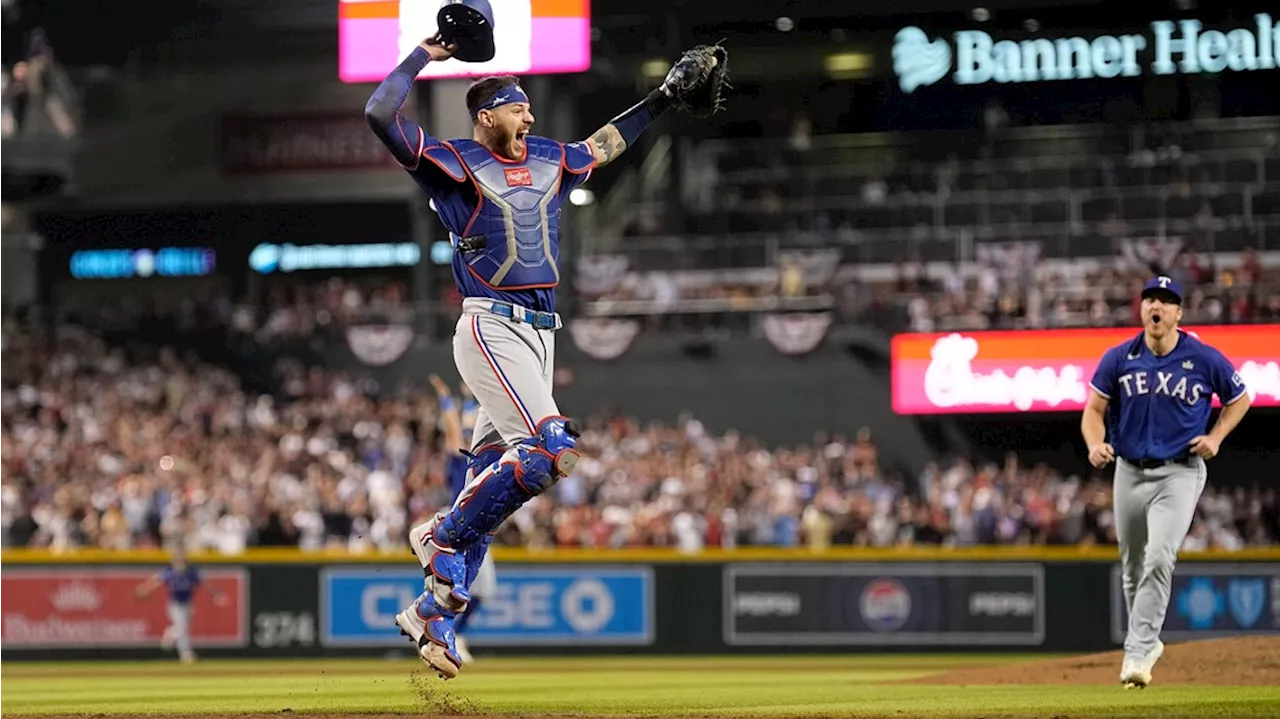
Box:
[70,247,217,280]
[320,566,653,647]
[893,13,1279,93]
[890,325,1280,415]
[249,242,420,274]
[1112,563,1280,642]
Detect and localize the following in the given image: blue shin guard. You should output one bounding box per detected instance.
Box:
[433,417,580,552]
[407,536,469,676]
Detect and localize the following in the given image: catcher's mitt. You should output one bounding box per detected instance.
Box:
[659,43,730,118]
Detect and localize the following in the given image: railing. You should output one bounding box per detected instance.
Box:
[699,116,1280,168]
[591,216,1280,271]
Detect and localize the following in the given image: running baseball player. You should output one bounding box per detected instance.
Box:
[133,547,229,664]
[428,375,495,665]
[365,34,727,679]
[1081,275,1252,689]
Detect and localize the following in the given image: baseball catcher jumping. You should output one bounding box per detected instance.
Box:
[364,7,728,679]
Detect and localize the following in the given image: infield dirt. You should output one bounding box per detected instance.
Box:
[900,636,1280,686]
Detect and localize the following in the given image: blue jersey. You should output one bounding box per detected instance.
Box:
[446,454,470,503]
[161,566,201,604]
[1090,330,1248,461]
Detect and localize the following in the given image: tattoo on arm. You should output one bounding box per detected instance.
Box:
[588,124,628,166]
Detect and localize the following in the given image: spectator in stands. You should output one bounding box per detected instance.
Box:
[3,59,29,136]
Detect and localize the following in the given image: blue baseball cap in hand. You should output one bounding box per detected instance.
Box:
[1141,275,1183,304]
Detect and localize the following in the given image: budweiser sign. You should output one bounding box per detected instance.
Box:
[891,325,1280,415]
[2,569,247,648]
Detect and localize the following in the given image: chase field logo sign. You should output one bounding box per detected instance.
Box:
[893,13,1279,93]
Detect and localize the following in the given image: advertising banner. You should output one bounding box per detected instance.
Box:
[220,113,399,174]
[338,0,591,83]
[891,325,1280,415]
[69,247,217,280]
[1111,563,1280,642]
[892,13,1279,93]
[320,566,653,647]
[1,568,248,649]
[724,564,1044,646]
[248,242,421,274]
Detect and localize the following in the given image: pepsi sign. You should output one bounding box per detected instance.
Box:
[725,564,1044,646]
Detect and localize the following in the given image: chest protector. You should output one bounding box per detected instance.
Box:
[445,137,567,289]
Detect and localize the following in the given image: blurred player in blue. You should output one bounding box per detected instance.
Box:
[1081,275,1252,688]
[133,547,229,664]
[428,374,496,665]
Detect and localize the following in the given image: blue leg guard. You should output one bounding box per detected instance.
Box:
[433,416,581,552]
[464,535,493,589]
[404,513,472,676]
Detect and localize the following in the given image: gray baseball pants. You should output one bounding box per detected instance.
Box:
[452,298,560,451]
[166,601,194,658]
[1113,456,1207,660]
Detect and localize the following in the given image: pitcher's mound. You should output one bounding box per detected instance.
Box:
[900,636,1280,686]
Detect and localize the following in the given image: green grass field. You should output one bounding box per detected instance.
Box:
[4,656,1278,719]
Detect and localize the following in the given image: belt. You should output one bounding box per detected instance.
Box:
[464,298,561,330]
[1123,455,1192,470]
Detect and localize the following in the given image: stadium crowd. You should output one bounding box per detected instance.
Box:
[2,1,77,140]
[3,320,1276,554]
[66,238,1275,344]
[893,242,1280,333]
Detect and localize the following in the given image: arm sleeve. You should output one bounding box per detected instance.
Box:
[364,47,438,170]
[560,140,596,195]
[1207,348,1249,405]
[1089,346,1119,399]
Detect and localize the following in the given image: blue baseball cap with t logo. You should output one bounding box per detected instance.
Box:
[1141,275,1183,304]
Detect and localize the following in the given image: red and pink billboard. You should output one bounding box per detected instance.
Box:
[891,325,1280,415]
[1,569,247,649]
[339,0,591,83]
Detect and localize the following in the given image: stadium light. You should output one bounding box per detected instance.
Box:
[569,188,595,206]
[641,59,668,81]
[824,52,873,79]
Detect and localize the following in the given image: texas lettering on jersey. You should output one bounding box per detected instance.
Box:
[1091,330,1248,461]
[1115,367,1209,406]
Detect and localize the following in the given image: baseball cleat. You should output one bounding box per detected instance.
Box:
[395,602,462,680]
[1119,640,1164,689]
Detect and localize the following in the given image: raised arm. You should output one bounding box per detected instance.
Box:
[582,44,726,167]
[583,90,675,168]
[364,37,456,169]
[133,573,164,600]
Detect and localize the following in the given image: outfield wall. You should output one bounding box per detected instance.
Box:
[3,548,1277,660]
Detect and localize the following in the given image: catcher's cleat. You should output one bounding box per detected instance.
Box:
[1119,640,1164,689]
[395,597,463,680]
